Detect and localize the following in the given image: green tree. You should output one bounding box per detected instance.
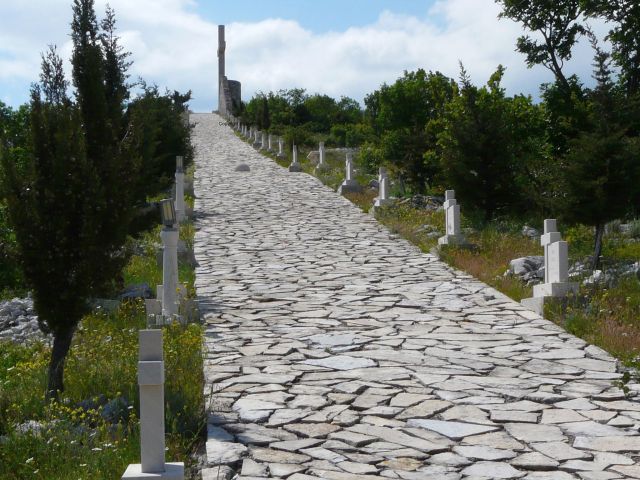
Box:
[1,1,140,399]
[560,42,640,269]
[496,0,586,91]
[126,83,193,207]
[439,66,546,221]
[583,0,640,97]
[365,69,457,193]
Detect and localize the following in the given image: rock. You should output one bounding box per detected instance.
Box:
[368,179,379,190]
[407,419,499,440]
[399,194,443,211]
[235,164,250,172]
[206,439,247,465]
[303,355,375,370]
[119,283,153,300]
[509,256,544,276]
[522,225,540,239]
[461,461,525,478]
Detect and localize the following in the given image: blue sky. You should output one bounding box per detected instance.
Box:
[0,0,605,112]
[196,0,439,34]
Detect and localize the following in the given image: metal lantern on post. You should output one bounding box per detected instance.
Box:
[159,199,179,318]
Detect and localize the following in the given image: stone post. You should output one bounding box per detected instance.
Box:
[121,330,184,480]
[315,141,327,172]
[268,134,273,152]
[337,151,362,194]
[373,167,391,208]
[160,227,179,317]
[174,156,185,223]
[277,137,285,158]
[521,219,578,315]
[541,219,561,284]
[253,130,261,148]
[437,190,466,246]
[289,144,302,172]
[261,132,268,150]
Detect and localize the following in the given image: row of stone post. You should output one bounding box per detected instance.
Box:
[229,120,579,316]
[123,157,187,479]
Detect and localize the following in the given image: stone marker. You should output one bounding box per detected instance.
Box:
[253,130,261,149]
[289,144,302,172]
[315,142,327,172]
[337,151,362,194]
[522,219,578,315]
[373,167,391,209]
[261,132,268,151]
[277,137,285,158]
[160,226,179,317]
[438,190,466,246]
[122,330,184,479]
[174,156,185,223]
[268,134,274,152]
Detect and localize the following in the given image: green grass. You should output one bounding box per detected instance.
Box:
[0,172,204,479]
[0,303,205,480]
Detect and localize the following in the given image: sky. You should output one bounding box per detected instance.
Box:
[0,0,609,112]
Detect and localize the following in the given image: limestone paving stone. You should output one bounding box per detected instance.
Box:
[193,114,640,478]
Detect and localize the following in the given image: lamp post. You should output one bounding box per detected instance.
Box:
[159,199,178,318]
[174,156,185,223]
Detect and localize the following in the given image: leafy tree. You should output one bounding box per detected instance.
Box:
[559,41,640,269]
[1,1,140,399]
[496,0,586,91]
[127,82,194,207]
[304,94,337,132]
[438,65,546,221]
[583,0,640,97]
[365,69,457,193]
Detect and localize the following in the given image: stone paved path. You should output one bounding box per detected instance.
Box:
[193,113,640,480]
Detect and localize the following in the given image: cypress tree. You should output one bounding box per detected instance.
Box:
[1,1,139,398]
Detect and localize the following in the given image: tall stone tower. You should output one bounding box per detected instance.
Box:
[217,25,241,117]
[217,25,226,113]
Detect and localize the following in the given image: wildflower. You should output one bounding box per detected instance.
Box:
[25,458,34,464]
[91,447,102,452]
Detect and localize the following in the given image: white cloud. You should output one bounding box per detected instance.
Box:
[0,0,609,111]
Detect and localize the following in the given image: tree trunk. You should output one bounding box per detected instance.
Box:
[46,328,75,401]
[592,222,605,271]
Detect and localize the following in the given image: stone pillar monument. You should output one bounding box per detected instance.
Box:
[217,25,241,116]
[121,330,184,479]
[289,145,302,172]
[438,190,466,246]
[521,219,578,315]
[373,167,391,208]
[217,25,226,115]
[277,137,285,158]
[337,152,362,195]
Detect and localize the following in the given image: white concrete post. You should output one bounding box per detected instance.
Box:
[139,330,165,472]
[122,330,184,479]
[174,156,185,223]
[261,132,267,150]
[438,190,465,246]
[374,167,391,208]
[379,167,388,201]
[161,227,179,317]
[346,152,354,181]
[541,219,561,284]
[523,219,578,314]
[319,142,325,166]
[278,137,284,157]
[268,134,273,151]
[289,144,302,172]
[337,151,362,194]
